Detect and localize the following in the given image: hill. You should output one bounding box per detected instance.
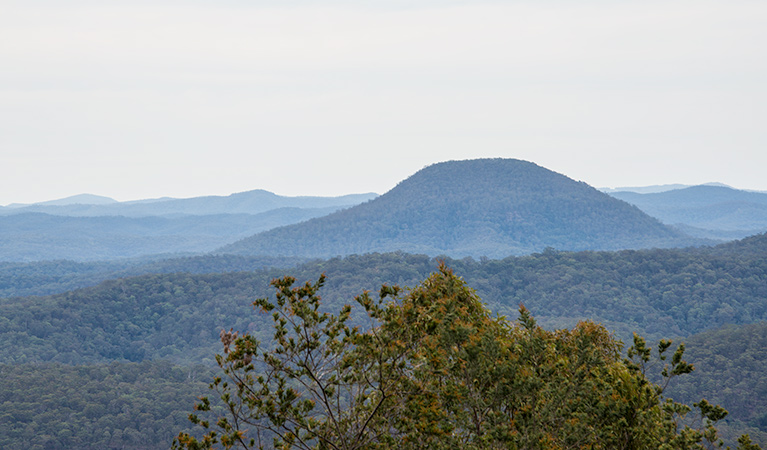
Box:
[3,240,767,448]
[220,159,700,258]
[600,182,732,194]
[3,233,767,448]
[5,233,767,365]
[34,193,119,206]
[609,185,767,240]
[0,190,377,218]
[0,254,307,298]
[0,208,342,262]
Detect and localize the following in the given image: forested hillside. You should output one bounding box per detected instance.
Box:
[666,321,767,446]
[5,160,727,263]
[609,185,767,240]
[2,236,767,448]
[0,361,215,450]
[0,190,377,262]
[3,235,767,366]
[221,159,700,258]
[0,254,306,298]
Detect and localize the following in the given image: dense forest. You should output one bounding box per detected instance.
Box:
[4,239,767,366]
[0,254,306,298]
[0,361,215,450]
[1,233,767,448]
[666,321,767,446]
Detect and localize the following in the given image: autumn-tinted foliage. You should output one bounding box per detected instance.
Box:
[175,266,751,450]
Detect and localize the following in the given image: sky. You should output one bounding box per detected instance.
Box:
[2,0,766,205]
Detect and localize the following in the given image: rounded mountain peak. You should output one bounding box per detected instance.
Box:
[220,158,696,258]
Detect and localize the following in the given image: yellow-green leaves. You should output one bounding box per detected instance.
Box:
[175,265,754,450]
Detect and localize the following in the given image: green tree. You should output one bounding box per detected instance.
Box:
[174,265,758,450]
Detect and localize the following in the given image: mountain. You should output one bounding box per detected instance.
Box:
[3,193,119,208]
[600,184,696,194]
[600,182,732,194]
[35,193,119,206]
[0,190,378,218]
[219,159,700,258]
[608,185,767,240]
[0,189,379,262]
[0,207,342,262]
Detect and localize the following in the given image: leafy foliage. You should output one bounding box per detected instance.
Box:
[175,266,747,450]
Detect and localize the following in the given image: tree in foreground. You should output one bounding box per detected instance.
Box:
[174,264,759,450]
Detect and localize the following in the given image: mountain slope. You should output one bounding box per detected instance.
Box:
[6,235,767,365]
[220,159,698,258]
[666,321,767,447]
[0,254,307,298]
[4,243,767,449]
[609,185,767,239]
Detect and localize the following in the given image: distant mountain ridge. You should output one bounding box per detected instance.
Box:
[599,182,732,194]
[33,193,118,206]
[608,185,767,240]
[0,189,378,218]
[0,189,379,262]
[220,159,701,258]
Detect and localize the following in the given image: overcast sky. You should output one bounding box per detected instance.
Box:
[2,0,766,205]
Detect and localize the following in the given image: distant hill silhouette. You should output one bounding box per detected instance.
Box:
[219,159,700,258]
[34,193,119,206]
[600,182,732,195]
[0,190,378,262]
[609,185,767,240]
[0,190,378,218]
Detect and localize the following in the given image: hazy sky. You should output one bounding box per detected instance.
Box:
[2,0,766,205]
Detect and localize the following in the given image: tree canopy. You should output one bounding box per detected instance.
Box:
[175,265,755,450]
